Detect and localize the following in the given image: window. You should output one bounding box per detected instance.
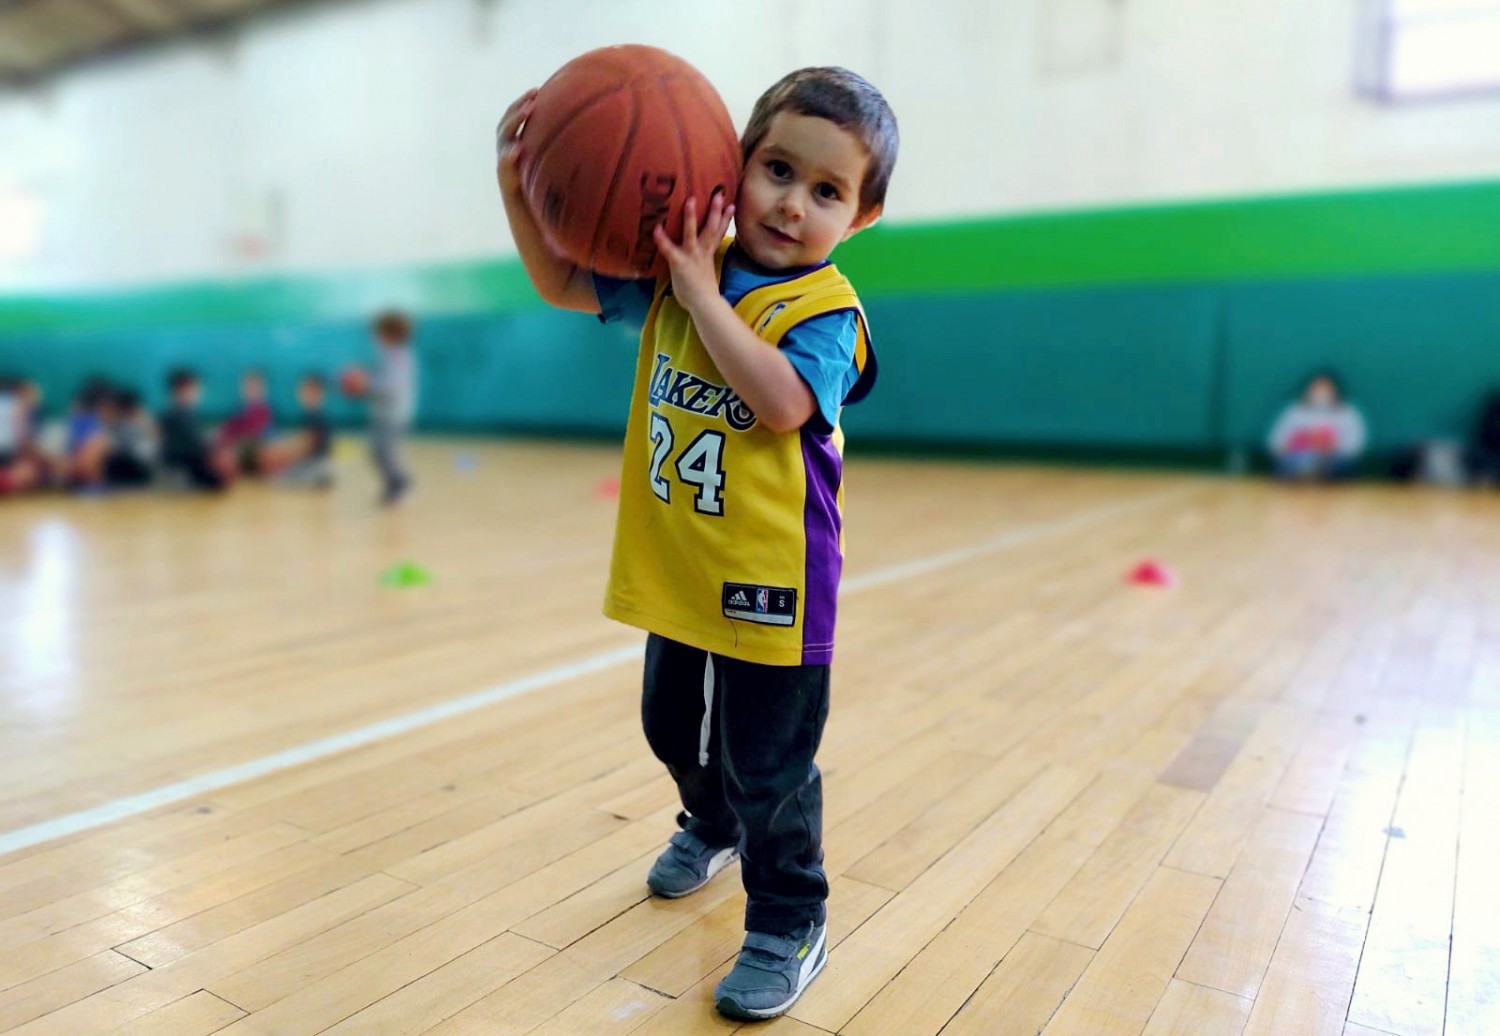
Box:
[1360,0,1500,102]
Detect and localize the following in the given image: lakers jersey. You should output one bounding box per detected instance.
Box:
[603,244,876,667]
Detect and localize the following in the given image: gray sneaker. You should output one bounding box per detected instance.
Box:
[646,830,739,899]
[714,921,828,1021]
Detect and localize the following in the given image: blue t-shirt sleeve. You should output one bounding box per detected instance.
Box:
[779,310,862,435]
[593,274,657,330]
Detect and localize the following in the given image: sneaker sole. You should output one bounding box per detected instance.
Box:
[647,848,738,899]
[714,931,828,1021]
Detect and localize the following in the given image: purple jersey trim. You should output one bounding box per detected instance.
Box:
[800,429,844,665]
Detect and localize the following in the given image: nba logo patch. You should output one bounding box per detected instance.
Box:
[723,582,797,627]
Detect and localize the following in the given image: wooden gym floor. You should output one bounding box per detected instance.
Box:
[0,438,1495,1036]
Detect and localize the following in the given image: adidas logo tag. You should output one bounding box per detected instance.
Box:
[721,582,798,627]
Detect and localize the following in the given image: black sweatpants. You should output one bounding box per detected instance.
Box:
[641,634,831,935]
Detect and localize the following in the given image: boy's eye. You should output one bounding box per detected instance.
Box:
[815,183,841,201]
[766,159,792,179]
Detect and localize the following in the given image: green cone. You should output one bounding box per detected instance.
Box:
[379,561,433,588]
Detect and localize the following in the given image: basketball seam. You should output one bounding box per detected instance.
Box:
[662,73,698,253]
[586,83,640,271]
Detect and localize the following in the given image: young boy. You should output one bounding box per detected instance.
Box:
[159,368,235,491]
[367,310,418,506]
[103,388,156,488]
[264,373,334,487]
[498,67,897,1020]
[2,379,54,492]
[0,375,37,496]
[64,379,113,490]
[217,369,274,474]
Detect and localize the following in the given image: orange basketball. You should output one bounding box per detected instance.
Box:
[338,366,369,398]
[519,45,741,279]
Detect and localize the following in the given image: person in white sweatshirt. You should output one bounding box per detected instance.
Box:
[1267,370,1367,482]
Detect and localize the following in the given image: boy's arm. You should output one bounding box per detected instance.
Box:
[653,196,816,434]
[497,91,599,315]
[683,298,817,434]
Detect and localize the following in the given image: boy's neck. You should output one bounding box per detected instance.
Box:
[725,241,829,279]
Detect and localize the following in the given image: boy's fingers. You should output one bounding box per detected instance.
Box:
[701,194,724,246]
[506,89,537,118]
[497,95,535,142]
[652,223,678,258]
[681,197,699,243]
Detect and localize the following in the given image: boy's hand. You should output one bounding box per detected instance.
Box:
[496,89,538,198]
[653,193,734,315]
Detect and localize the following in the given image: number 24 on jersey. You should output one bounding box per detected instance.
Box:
[648,412,726,516]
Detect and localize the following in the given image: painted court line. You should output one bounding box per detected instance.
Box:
[0,484,1197,858]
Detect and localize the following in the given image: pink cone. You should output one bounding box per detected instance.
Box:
[1128,559,1178,588]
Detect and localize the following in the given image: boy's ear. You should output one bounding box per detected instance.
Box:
[843,204,883,240]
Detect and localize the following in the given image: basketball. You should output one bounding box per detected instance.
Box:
[338,365,369,398]
[519,45,742,279]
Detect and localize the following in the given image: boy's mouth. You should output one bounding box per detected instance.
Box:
[762,225,798,246]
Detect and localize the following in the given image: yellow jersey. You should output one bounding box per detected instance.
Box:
[603,244,876,666]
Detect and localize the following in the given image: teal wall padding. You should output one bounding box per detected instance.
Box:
[845,287,1225,447]
[0,311,639,432]
[1222,272,1500,452]
[5,272,1499,456]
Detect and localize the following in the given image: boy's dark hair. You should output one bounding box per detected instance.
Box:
[741,67,899,217]
[76,378,112,409]
[373,309,413,344]
[1303,367,1345,402]
[113,388,142,413]
[168,367,200,394]
[299,372,327,390]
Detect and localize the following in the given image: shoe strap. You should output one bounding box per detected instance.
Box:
[742,931,798,961]
[668,829,708,854]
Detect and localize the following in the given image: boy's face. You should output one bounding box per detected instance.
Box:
[177,382,202,407]
[734,113,877,271]
[243,375,266,401]
[298,382,324,409]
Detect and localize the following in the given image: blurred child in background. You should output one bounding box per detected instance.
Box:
[1268,370,1367,482]
[65,379,114,490]
[262,373,334,488]
[366,310,417,506]
[0,375,39,496]
[15,380,54,489]
[159,368,235,491]
[217,369,274,475]
[103,388,157,488]
[1467,389,1500,487]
